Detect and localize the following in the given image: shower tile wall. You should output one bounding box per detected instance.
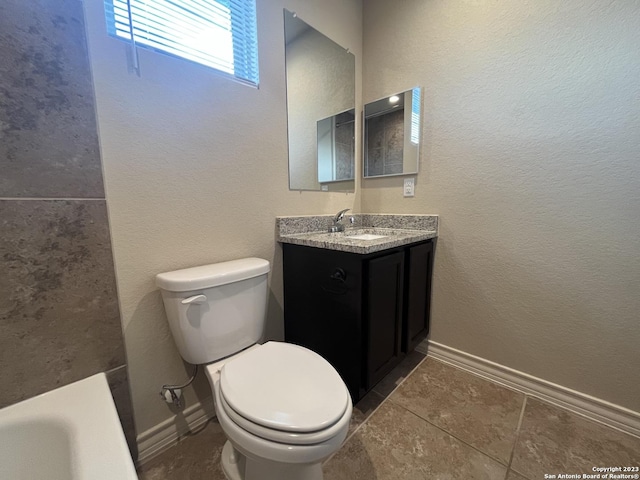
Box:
[365,109,404,176]
[335,110,355,180]
[0,0,135,456]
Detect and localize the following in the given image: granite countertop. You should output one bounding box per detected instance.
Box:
[276,214,438,255]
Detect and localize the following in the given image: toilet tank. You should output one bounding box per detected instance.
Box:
[155,258,270,365]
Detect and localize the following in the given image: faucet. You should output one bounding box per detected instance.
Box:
[329,208,351,232]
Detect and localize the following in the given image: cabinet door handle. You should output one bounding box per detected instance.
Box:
[322,268,348,295]
[330,268,347,282]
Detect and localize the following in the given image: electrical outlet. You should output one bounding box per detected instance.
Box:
[404,177,415,197]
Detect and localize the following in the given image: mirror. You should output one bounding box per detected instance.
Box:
[363,87,421,178]
[284,10,356,191]
[317,109,355,183]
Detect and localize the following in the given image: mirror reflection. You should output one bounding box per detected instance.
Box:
[284,10,356,191]
[363,87,421,178]
[317,109,355,183]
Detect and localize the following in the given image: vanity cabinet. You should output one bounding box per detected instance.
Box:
[282,240,434,402]
[366,251,404,389]
[404,241,434,352]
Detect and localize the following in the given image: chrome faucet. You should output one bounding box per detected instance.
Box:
[329,208,351,232]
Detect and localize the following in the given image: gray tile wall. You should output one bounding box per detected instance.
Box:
[0,0,136,457]
[365,109,404,176]
[335,111,355,181]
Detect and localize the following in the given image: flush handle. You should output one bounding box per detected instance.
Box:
[181,294,207,305]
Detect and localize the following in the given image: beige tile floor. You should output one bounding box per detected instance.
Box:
[138,353,640,480]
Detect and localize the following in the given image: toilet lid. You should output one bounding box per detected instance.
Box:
[220,342,349,433]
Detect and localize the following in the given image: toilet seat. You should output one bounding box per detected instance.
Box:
[219,342,350,439]
[218,385,350,445]
[212,373,353,467]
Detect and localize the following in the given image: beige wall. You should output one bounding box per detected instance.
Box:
[362,0,640,411]
[81,0,639,442]
[83,0,362,435]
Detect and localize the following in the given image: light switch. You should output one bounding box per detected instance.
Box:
[404,177,415,197]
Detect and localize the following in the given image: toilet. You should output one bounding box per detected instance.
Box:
[156,258,352,480]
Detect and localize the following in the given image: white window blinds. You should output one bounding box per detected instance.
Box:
[104,0,259,85]
[411,87,421,145]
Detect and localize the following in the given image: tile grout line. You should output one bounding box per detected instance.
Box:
[328,353,640,477]
[105,364,127,376]
[505,395,529,479]
[382,355,528,468]
[0,197,105,201]
[430,353,640,455]
[350,354,429,439]
[330,353,516,470]
[427,354,526,397]
[323,354,429,466]
[388,395,513,468]
[425,356,531,467]
[426,344,640,440]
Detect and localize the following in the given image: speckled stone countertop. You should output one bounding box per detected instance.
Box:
[276,214,438,254]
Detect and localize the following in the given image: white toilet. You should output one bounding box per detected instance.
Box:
[156,258,352,480]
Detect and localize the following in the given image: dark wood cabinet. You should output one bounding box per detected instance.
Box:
[365,251,404,389]
[282,240,434,402]
[403,241,434,352]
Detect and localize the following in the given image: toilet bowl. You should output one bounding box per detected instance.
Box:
[156,259,352,480]
[206,342,352,480]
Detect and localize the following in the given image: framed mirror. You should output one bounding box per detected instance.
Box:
[284,10,356,191]
[363,87,421,178]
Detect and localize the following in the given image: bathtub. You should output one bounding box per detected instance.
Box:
[0,373,138,479]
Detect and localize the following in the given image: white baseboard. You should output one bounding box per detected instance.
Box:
[417,339,640,438]
[134,341,640,466]
[136,398,216,466]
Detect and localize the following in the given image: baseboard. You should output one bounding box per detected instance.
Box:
[136,398,216,467]
[417,339,640,438]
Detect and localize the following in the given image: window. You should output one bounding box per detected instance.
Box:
[410,87,421,145]
[104,0,259,85]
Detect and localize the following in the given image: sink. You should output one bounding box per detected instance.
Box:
[345,233,388,241]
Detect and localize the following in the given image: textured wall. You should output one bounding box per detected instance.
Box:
[83,0,362,436]
[362,0,640,411]
[0,0,134,454]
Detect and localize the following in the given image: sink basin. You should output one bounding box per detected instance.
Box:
[345,233,388,241]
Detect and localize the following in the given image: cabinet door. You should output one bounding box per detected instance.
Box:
[366,251,404,389]
[404,241,434,352]
[283,244,364,401]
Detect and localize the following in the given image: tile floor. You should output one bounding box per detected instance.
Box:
[138,352,640,480]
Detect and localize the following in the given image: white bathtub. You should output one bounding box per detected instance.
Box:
[0,373,138,480]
